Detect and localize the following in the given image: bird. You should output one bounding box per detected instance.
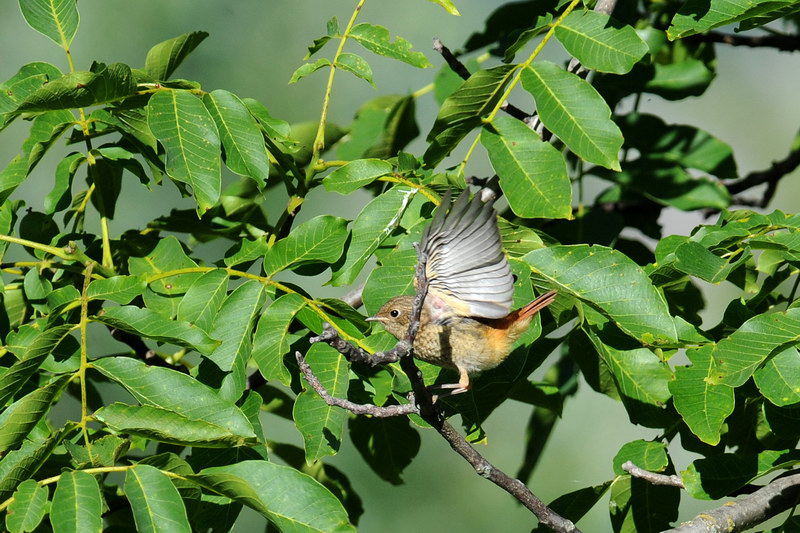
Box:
[367,188,557,395]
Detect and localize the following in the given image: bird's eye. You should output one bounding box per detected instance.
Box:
[390,309,400,318]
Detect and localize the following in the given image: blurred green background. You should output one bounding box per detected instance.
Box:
[2,1,799,531]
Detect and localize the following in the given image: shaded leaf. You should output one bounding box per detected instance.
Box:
[349,416,420,485]
[6,479,47,533]
[0,375,71,453]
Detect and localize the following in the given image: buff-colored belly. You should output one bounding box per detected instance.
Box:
[412,319,512,374]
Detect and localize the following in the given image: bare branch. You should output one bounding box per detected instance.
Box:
[311,322,404,365]
[664,472,800,533]
[295,351,418,417]
[726,146,800,207]
[622,461,685,488]
[687,31,800,52]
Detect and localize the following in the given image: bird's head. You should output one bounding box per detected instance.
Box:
[367,295,417,339]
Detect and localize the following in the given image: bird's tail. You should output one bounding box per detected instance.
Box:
[517,289,558,320]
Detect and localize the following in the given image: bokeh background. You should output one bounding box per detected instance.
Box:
[2,1,799,530]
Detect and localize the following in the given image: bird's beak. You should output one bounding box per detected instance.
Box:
[366,316,385,323]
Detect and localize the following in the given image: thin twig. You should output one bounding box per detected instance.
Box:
[310,322,402,365]
[726,146,800,207]
[622,461,685,488]
[687,31,800,52]
[295,351,418,417]
[664,473,800,533]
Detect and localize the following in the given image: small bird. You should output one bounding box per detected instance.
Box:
[368,188,556,395]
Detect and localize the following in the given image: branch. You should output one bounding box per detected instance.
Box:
[311,322,403,366]
[295,351,418,417]
[664,472,800,533]
[622,461,684,488]
[687,31,800,52]
[726,146,800,207]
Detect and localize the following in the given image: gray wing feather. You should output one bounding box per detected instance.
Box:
[420,189,514,318]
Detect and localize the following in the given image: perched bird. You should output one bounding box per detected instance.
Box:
[368,188,557,395]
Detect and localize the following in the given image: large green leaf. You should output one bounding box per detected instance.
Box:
[50,470,103,533]
[128,236,201,319]
[6,479,48,533]
[197,280,264,402]
[0,433,61,501]
[349,24,431,68]
[481,115,571,219]
[0,62,62,118]
[612,440,668,475]
[521,61,623,170]
[294,343,350,463]
[18,0,79,49]
[0,325,73,408]
[709,308,800,387]
[424,64,516,167]
[0,375,71,453]
[87,275,147,304]
[147,90,221,214]
[330,186,420,286]
[91,357,257,443]
[524,245,678,344]
[323,159,393,194]
[94,306,219,354]
[176,269,228,333]
[754,347,800,406]
[144,31,209,80]
[669,345,734,445]
[125,465,191,533]
[669,0,799,38]
[188,461,355,532]
[263,216,349,276]
[251,293,307,386]
[13,63,136,113]
[362,247,417,315]
[203,89,270,188]
[96,403,257,447]
[555,10,647,74]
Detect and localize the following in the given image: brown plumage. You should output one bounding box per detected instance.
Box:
[368,189,557,394]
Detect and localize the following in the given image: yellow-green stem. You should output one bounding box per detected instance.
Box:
[78,263,95,460]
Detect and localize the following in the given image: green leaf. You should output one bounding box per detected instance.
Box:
[323,159,393,194]
[263,216,349,276]
[95,403,255,447]
[710,308,800,387]
[349,24,431,68]
[673,241,747,283]
[176,269,229,333]
[427,0,461,16]
[612,440,668,476]
[147,90,221,215]
[18,0,79,49]
[0,433,61,501]
[289,58,331,84]
[481,116,571,219]
[555,10,648,74]
[524,245,678,344]
[668,0,799,39]
[87,275,147,304]
[669,345,734,445]
[531,482,613,532]
[521,61,623,170]
[424,64,516,167]
[50,470,102,533]
[14,63,136,113]
[682,449,800,500]
[128,236,201,319]
[294,344,350,463]
[363,247,417,314]
[187,461,355,532]
[197,280,264,402]
[125,464,191,533]
[335,53,374,87]
[0,62,62,119]
[609,474,679,532]
[44,151,84,214]
[350,416,420,485]
[6,479,47,533]
[336,95,419,160]
[144,31,209,80]
[0,375,71,453]
[330,186,420,286]
[251,293,307,386]
[92,356,257,442]
[754,347,800,406]
[94,306,219,354]
[203,89,270,188]
[0,325,73,408]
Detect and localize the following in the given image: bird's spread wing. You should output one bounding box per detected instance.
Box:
[419,189,514,319]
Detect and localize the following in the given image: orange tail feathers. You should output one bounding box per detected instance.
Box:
[517,289,557,320]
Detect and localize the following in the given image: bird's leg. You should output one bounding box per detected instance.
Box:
[427,368,471,398]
